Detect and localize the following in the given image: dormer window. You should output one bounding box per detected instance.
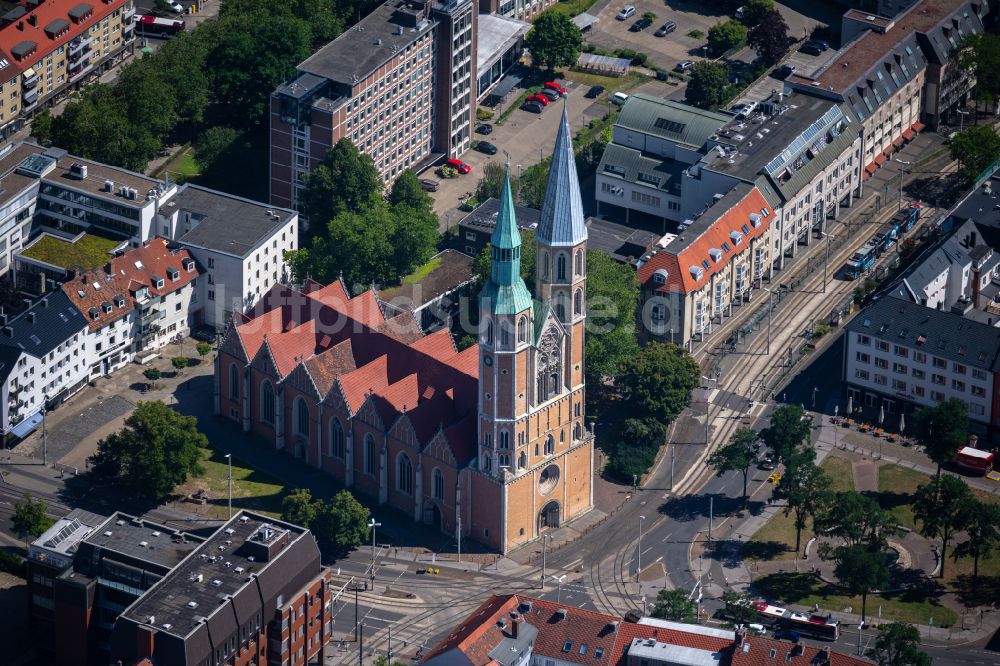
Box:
[102,301,112,314]
[730,230,743,245]
[690,265,704,280]
[151,275,164,289]
[184,259,195,272]
[709,248,723,263]
[168,268,180,281]
[89,307,99,320]
[750,213,762,228]
[760,207,770,217]
[652,268,667,285]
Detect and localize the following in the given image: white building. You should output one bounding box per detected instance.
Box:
[162,185,298,328]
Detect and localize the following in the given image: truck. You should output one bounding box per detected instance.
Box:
[956,446,995,475]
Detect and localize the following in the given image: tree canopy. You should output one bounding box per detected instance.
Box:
[830,544,891,625]
[525,11,582,72]
[708,20,748,54]
[312,489,372,553]
[950,125,1000,183]
[960,33,1000,114]
[586,250,641,406]
[739,0,774,27]
[771,447,830,553]
[389,169,435,215]
[913,474,972,579]
[706,427,759,506]
[685,61,731,110]
[281,488,321,527]
[759,404,812,461]
[867,622,931,666]
[815,490,897,550]
[91,401,207,502]
[12,494,54,543]
[952,499,1000,582]
[911,398,967,476]
[747,10,789,66]
[651,588,698,623]
[300,139,383,226]
[616,342,700,426]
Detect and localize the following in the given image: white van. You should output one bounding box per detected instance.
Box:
[611,91,629,105]
[616,5,636,20]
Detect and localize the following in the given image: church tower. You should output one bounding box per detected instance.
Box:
[478,163,534,478]
[536,105,588,392]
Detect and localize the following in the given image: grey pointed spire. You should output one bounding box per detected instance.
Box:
[537,102,587,247]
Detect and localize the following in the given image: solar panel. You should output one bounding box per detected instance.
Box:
[653,117,687,135]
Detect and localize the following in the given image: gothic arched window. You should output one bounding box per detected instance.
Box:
[229,364,239,401]
[364,434,376,475]
[542,252,550,279]
[575,249,583,276]
[544,435,555,455]
[433,468,445,500]
[573,288,582,315]
[295,397,310,438]
[329,418,344,458]
[517,316,527,343]
[397,453,413,494]
[557,253,567,280]
[484,319,494,345]
[261,381,275,425]
[499,431,510,449]
[518,451,527,469]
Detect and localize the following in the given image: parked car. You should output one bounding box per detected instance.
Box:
[629,17,652,32]
[476,141,498,155]
[736,624,767,636]
[538,88,561,101]
[585,85,605,99]
[610,91,629,105]
[655,21,676,37]
[166,1,185,12]
[773,630,801,643]
[675,60,695,72]
[527,93,550,106]
[445,158,471,174]
[804,39,829,51]
[476,123,493,135]
[192,326,217,344]
[775,64,797,79]
[730,101,757,118]
[655,70,668,81]
[544,81,568,96]
[734,5,746,19]
[800,42,824,56]
[522,100,544,113]
[616,5,636,20]
[420,178,440,192]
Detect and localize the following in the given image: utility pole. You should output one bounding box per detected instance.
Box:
[540,534,549,589]
[669,445,675,492]
[637,515,646,582]
[225,453,232,519]
[708,497,714,542]
[388,624,392,662]
[368,518,381,586]
[359,622,364,665]
[41,402,47,467]
[457,515,462,563]
[895,159,910,211]
[354,585,360,642]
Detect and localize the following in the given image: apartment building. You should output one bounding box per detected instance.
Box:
[477,0,557,20]
[27,510,332,666]
[270,0,476,209]
[425,595,864,666]
[0,289,88,441]
[597,90,861,270]
[0,0,136,139]
[27,510,203,666]
[161,185,298,327]
[62,238,200,377]
[636,184,776,347]
[843,296,1000,433]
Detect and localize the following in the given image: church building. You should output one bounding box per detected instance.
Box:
[215,106,593,553]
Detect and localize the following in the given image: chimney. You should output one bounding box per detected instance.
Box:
[511,617,519,639]
[26,312,35,324]
[27,14,36,26]
[555,608,568,621]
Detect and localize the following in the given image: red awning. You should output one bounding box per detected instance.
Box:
[902,128,915,140]
[864,162,877,175]
[862,170,872,182]
[892,136,904,148]
[874,154,887,166]
[912,121,925,132]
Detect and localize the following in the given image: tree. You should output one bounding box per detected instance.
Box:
[616,343,700,426]
[389,169,434,215]
[652,588,697,623]
[281,488,321,528]
[721,589,756,626]
[759,404,812,462]
[911,398,967,477]
[474,230,537,292]
[586,250,640,408]
[867,622,931,666]
[830,544,890,626]
[143,367,162,381]
[31,109,53,145]
[952,500,1000,583]
[960,33,1000,115]
[312,489,371,553]
[476,161,520,203]
[12,494,53,544]
[91,401,207,502]
[747,10,789,66]
[739,0,774,27]
[706,427,759,507]
[685,61,730,110]
[950,125,1000,183]
[771,447,830,553]
[815,491,898,549]
[172,356,189,371]
[913,475,972,578]
[708,20,747,54]
[194,126,240,171]
[196,342,213,357]
[524,11,581,72]
[606,417,663,481]
[299,139,382,226]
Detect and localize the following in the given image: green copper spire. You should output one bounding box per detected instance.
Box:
[480,162,533,315]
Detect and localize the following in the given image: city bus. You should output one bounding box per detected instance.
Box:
[135,14,186,38]
[752,602,840,640]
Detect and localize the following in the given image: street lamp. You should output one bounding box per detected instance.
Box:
[41,394,49,467]
[224,453,232,519]
[895,159,911,211]
[368,518,381,585]
[818,231,834,292]
[762,287,775,355]
[701,376,718,445]
[551,574,567,603]
[540,533,551,589]
[637,515,646,582]
[957,108,970,133]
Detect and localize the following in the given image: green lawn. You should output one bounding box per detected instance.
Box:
[174,151,201,179]
[186,448,287,519]
[547,0,599,17]
[875,464,929,530]
[21,232,122,270]
[402,256,442,285]
[743,455,856,561]
[753,572,958,627]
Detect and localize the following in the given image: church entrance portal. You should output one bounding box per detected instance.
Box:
[539,501,560,531]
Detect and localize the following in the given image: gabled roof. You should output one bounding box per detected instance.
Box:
[0,291,85,375]
[109,238,199,298]
[61,270,133,332]
[537,105,587,248]
[616,94,729,149]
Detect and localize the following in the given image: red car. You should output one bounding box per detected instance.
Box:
[445,158,472,174]
[544,81,568,96]
[527,93,550,106]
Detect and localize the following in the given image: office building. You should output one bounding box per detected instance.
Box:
[270,0,476,208]
[0,0,136,139]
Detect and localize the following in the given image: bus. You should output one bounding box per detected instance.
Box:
[135,14,186,38]
[845,241,879,280]
[956,446,995,475]
[751,602,840,640]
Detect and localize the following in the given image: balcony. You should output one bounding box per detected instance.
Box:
[68,45,92,65]
[140,308,163,324]
[22,89,38,108]
[68,61,92,83]
[68,36,92,57]
[124,5,136,21]
[22,72,39,90]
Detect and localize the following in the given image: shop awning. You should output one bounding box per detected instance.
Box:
[902,128,915,140]
[10,411,42,439]
[865,162,877,175]
[912,121,925,132]
[874,154,886,166]
[892,136,904,148]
